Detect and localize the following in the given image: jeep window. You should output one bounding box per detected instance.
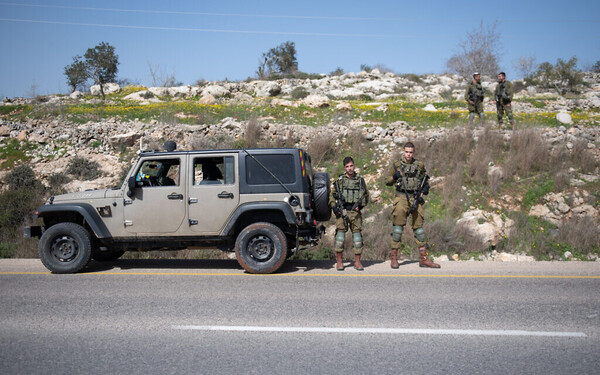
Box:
[246,154,295,185]
[135,159,180,186]
[194,156,234,185]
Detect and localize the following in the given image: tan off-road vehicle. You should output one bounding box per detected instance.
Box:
[25,143,331,274]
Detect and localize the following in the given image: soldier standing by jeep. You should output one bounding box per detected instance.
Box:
[385,142,440,269]
[329,156,369,271]
[465,72,484,126]
[495,72,514,129]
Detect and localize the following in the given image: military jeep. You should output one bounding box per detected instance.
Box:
[25,144,331,274]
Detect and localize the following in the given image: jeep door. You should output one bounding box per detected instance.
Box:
[124,156,186,234]
[188,154,239,234]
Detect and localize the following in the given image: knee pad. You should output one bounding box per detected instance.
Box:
[334,231,346,248]
[392,225,403,242]
[414,227,425,243]
[352,232,363,249]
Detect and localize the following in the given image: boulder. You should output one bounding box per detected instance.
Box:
[423,104,437,112]
[255,82,281,97]
[70,91,84,99]
[90,83,120,96]
[108,131,140,147]
[148,87,169,97]
[556,111,573,125]
[335,102,352,111]
[0,125,10,137]
[302,94,330,108]
[456,209,514,247]
[201,85,230,98]
[198,94,217,105]
[167,86,191,97]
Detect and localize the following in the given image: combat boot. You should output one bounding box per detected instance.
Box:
[390,249,399,269]
[354,254,364,271]
[336,252,344,271]
[419,249,440,268]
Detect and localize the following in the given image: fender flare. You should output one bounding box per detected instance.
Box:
[36,203,112,239]
[221,202,297,236]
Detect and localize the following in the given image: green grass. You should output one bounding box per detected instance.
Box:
[0,139,36,169]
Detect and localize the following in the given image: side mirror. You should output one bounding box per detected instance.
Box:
[127,176,137,197]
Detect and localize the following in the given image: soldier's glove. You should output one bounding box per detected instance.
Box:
[332,206,341,216]
[393,171,402,181]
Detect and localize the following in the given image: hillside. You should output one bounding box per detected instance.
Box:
[1,69,599,262]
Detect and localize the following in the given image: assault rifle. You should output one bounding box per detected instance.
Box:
[469,90,479,112]
[333,179,349,227]
[408,174,430,216]
[393,162,429,215]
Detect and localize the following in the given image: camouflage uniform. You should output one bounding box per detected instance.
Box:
[328,173,369,255]
[385,156,428,249]
[464,80,484,125]
[495,80,514,127]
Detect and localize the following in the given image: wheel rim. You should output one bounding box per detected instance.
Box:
[247,235,274,261]
[50,235,79,262]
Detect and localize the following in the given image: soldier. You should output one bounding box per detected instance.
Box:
[464,72,484,126]
[385,142,440,269]
[494,72,514,129]
[329,156,369,271]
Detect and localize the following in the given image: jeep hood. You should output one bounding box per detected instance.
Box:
[49,189,112,203]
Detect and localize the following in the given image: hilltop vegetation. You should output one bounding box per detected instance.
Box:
[1,69,599,262]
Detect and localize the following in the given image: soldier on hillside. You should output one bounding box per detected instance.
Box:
[385,142,440,269]
[464,72,484,126]
[495,72,515,129]
[329,156,369,271]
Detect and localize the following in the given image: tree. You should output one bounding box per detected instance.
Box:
[512,55,537,80]
[83,42,119,99]
[592,60,600,73]
[64,55,88,93]
[446,21,501,79]
[533,56,584,95]
[258,41,298,78]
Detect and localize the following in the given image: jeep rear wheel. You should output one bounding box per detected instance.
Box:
[312,172,331,222]
[38,223,92,273]
[235,222,287,274]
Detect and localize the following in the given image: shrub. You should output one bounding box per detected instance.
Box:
[307,134,336,168]
[47,172,71,195]
[242,118,263,148]
[505,129,549,177]
[557,217,600,257]
[290,86,310,100]
[5,165,41,190]
[66,156,103,180]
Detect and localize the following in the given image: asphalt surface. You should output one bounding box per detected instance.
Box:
[1,259,599,374]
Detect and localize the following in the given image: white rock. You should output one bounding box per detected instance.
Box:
[302,94,329,108]
[556,111,573,125]
[202,85,230,98]
[423,104,437,112]
[90,83,120,96]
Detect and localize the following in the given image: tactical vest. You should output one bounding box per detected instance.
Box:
[395,160,424,192]
[337,175,364,204]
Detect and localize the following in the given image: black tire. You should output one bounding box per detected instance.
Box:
[91,247,125,262]
[235,222,287,274]
[38,223,92,273]
[312,172,331,222]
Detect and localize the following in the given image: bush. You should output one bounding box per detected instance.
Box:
[533,56,584,95]
[505,129,549,177]
[290,86,310,100]
[66,156,103,180]
[47,172,71,195]
[5,164,42,190]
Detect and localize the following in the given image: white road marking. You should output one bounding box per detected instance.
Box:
[172,325,586,337]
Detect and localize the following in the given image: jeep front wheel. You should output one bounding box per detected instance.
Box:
[235,222,287,274]
[38,223,92,273]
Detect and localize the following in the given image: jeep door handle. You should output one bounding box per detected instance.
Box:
[167,193,183,200]
[218,192,234,199]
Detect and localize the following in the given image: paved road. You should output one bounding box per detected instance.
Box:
[1,259,599,374]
